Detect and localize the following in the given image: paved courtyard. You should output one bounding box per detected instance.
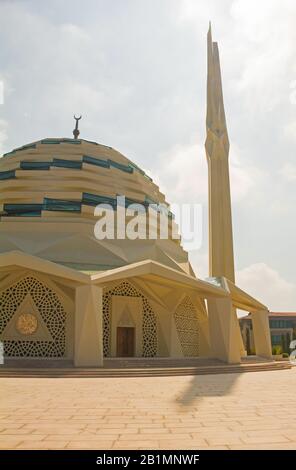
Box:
[0,368,296,450]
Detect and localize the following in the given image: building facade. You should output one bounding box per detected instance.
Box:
[240,313,296,355]
[0,27,273,367]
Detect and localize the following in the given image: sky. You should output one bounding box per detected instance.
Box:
[0,0,295,311]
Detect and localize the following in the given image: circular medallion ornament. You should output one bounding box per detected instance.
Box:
[16,313,38,335]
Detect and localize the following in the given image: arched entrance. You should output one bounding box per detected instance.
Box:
[102,281,157,358]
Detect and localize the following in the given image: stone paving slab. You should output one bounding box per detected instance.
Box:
[0,368,295,450]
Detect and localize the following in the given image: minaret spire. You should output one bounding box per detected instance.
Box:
[205,24,235,282]
[206,24,228,149]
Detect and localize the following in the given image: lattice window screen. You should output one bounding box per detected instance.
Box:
[0,276,66,357]
[174,296,199,357]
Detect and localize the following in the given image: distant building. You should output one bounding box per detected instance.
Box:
[240,313,296,354]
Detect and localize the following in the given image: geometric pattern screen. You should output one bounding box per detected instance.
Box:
[174,296,199,356]
[0,276,66,357]
[102,280,157,357]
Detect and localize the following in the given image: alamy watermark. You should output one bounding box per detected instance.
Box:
[93,196,203,251]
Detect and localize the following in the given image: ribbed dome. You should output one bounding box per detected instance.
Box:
[0,138,194,275]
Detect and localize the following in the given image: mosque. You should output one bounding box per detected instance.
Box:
[0,27,272,367]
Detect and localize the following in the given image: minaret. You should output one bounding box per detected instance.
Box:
[205,24,235,282]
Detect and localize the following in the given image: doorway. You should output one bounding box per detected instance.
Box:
[116,327,135,357]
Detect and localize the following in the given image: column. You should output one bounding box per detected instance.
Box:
[207,297,241,364]
[251,310,272,359]
[74,284,103,367]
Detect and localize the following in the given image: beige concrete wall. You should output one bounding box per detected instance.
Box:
[74,284,103,367]
[0,254,272,366]
[251,310,272,359]
[207,297,241,364]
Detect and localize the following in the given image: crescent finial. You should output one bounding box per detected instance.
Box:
[73,115,82,139]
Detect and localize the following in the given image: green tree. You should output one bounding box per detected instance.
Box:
[281,335,286,354]
[246,328,251,355]
[287,332,292,352]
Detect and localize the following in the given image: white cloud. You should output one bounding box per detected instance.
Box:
[230,0,295,41]
[60,23,91,43]
[189,250,208,279]
[177,0,215,26]
[151,142,208,205]
[226,0,296,115]
[151,140,263,208]
[229,144,265,203]
[280,162,296,182]
[284,121,296,142]
[0,119,8,155]
[237,263,296,311]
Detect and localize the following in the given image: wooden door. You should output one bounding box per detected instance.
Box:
[116,327,135,357]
